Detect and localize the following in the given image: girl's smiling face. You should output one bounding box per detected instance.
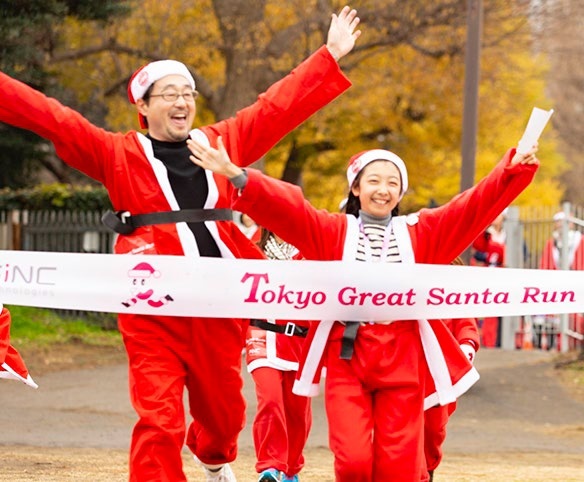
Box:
[351,160,402,217]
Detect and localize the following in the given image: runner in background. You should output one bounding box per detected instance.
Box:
[540,211,584,271]
[247,229,312,482]
[470,211,506,348]
[537,211,584,350]
[423,260,480,482]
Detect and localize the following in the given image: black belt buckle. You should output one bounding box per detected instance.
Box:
[101,210,135,235]
[284,322,297,336]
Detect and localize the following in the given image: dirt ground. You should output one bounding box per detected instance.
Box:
[1,342,583,482]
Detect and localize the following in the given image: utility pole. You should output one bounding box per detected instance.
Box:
[460,0,483,192]
[460,0,483,264]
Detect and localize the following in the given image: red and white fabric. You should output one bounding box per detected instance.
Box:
[424,317,479,473]
[230,148,537,481]
[0,306,38,389]
[0,45,350,482]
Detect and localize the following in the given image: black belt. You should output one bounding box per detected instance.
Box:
[340,322,360,360]
[101,208,234,235]
[250,319,308,337]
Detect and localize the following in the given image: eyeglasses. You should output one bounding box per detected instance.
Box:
[148,91,199,102]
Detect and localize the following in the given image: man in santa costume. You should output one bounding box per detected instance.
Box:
[0,305,38,389]
[186,135,539,481]
[0,6,361,481]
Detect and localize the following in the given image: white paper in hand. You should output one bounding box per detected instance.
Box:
[517,107,554,154]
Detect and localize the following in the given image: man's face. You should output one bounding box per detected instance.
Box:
[137,74,196,142]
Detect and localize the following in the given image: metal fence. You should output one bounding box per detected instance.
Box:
[503,202,584,353]
[0,209,116,321]
[0,209,116,253]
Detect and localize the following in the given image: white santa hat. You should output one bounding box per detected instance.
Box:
[346,149,409,199]
[127,60,196,128]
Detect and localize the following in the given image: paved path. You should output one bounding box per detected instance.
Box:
[1,349,583,454]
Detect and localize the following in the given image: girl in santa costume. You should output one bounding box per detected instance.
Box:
[247,229,312,482]
[187,135,539,482]
[0,7,361,482]
[0,305,38,389]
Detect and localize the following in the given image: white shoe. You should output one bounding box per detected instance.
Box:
[202,463,237,482]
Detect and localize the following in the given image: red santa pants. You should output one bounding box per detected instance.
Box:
[324,321,429,482]
[424,402,457,473]
[119,314,246,482]
[251,367,312,476]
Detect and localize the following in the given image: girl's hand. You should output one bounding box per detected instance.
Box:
[510,142,539,166]
[187,136,243,178]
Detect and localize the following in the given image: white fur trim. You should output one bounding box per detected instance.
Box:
[293,379,321,397]
[424,366,480,410]
[405,212,420,225]
[137,133,199,256]
[1,362,38,389]
[391,215,415,264]
[343,216,361,260]
[247,357,298,373]
[292,320,335,397]
[346,149,408,198]
[418,319,457,405]
[129,60,195,102]
[190,129,236,259]
[137,130,233,258]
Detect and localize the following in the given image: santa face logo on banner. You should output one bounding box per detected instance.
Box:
[122,262,174,309]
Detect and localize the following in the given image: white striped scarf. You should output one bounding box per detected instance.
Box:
[355,223,402,263]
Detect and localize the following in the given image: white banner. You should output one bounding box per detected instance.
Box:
[0,250,582,321]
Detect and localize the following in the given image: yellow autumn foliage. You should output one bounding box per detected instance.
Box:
[51,0,565,214]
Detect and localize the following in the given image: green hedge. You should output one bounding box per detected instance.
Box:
[0,183,112,211]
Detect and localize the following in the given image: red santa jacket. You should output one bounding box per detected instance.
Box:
[445,317,480,350]
[0,306,38,388]
[471,230,506,267]
[0,46,351,261]
[230,149,538,406]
